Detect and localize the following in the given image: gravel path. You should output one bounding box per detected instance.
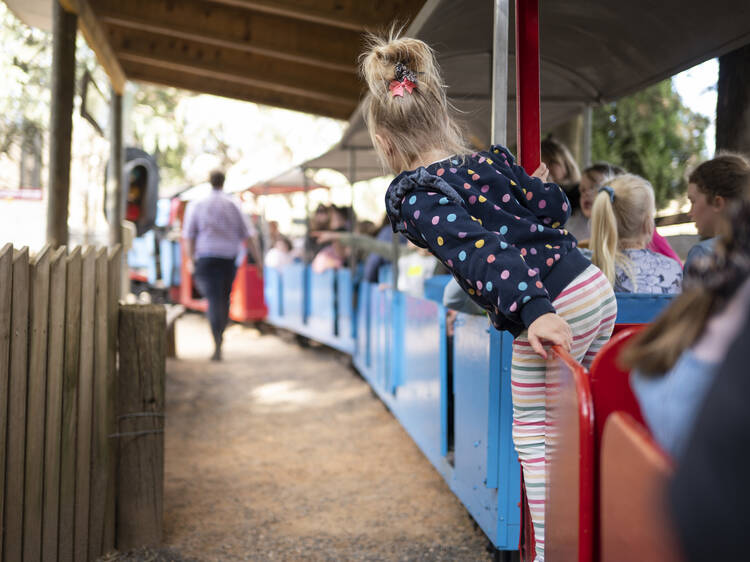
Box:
[105,313,492,561]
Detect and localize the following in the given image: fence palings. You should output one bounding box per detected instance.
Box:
[24,246,51,562]
[5,247,29,562]
[0,244,165,561]
[88,248,109,561]
[103,245,122,553]
[75,247,96,562]
[42,247,67,562]
[59,247,82,562]
[0,244,13,562]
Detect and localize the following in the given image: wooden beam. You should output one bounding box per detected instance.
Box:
[59,0,126,93]
[122,61,355,120]
[90,0,360,73]
[107,25,361,106]
[207,0,425,32]
[47,0,77,249]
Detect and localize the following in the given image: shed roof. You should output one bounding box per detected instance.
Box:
[5,0,425,120]
[306,0,750,181]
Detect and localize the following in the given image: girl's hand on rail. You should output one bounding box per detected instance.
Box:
[527,312,572,359]
[531,162,550,183]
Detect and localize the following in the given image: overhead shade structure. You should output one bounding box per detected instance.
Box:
[247,167,329,196]
[5,0,427,120]
[303,0,750,181]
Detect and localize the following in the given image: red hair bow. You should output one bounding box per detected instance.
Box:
[389,78,417,98]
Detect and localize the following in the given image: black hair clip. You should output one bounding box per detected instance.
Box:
[395,62,418,85]
[598,185,616,202]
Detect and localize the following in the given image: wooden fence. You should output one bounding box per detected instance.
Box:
[0,243,166,561]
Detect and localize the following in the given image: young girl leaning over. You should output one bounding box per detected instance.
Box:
[361,33,617,561]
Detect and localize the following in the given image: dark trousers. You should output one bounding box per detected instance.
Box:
[193,257,237,349]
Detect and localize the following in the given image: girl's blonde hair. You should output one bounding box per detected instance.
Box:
[590,174,655,287]
[359,30,471,173]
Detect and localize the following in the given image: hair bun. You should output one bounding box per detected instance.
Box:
[361,33,440,98]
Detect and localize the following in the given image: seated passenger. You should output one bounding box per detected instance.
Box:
[684,152,750,270]
[541,136,581,211]
[397,244,440,297]
[264,236,294,269]
[588,174,682,294]
[622,194,750,459]
[566,163,624,241]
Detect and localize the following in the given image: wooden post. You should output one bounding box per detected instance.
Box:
[24,246,52,562]
[42,247,67,562]
[717,43,750,155]
[5,248,30,562]
[103,246,122,553]
[108,89,124,246]
[59,247,82,562]
[75,247,96,561]
[117,304,166,550]
[88,249,110,560]
[0,244,13,562]
[47,0,78,248]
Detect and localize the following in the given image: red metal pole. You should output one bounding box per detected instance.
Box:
[515,0,541,174]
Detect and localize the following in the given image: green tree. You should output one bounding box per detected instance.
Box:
[591,79,709,206]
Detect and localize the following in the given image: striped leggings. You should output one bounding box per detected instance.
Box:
[511,264,617,562]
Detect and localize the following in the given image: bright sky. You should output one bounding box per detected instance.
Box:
[672,58,719,155]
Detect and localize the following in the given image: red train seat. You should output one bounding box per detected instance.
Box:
[600,412,682,562]
[544,346,595,562]
[589,326,647,450]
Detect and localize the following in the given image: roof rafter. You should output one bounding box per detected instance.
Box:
[207,0,423,32]
[122,61,355,120]
[107,25,362,106]
[59,0,125,93]
[90,0,361,73]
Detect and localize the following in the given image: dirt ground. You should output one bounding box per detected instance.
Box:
[106,312,493,561]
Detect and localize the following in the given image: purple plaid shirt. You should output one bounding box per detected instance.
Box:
[182,189,255,259]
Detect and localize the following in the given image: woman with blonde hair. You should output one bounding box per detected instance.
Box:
[589,174,682,293]
[361,31,616,561]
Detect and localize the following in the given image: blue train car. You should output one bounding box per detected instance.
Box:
[263,265,674,554]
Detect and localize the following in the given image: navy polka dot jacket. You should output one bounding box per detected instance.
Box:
[385,145,591,336]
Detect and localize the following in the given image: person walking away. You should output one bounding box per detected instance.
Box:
[361,31,616,561]
[183,170,262,361]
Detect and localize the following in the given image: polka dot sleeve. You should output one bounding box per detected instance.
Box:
[402,189,555,328]
[491,145,572,227]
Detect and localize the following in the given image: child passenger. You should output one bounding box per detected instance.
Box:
[684,152,750,270]
[623,193,750,459]
[361,33,616,561]
[589,174,682,293]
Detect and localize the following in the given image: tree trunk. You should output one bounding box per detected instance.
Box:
[716,44,750,156]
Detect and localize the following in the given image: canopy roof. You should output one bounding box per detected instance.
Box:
[247,167,329,196]
[306,0,750,182]
[5,0,425,120]
[7,0,749,182]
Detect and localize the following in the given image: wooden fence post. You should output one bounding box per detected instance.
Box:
[42,247,68,562]
[75,247,96,561]
[0,244,13,562]
[5,248,29,562]
[24,246,51,562]
[59,247,82,561]
[117,304,166,550]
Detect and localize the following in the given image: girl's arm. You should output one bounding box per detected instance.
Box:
[399,188,556,329]
[490,145,572,227]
